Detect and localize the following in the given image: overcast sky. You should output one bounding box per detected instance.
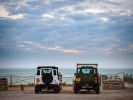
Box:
[0,0,133,68]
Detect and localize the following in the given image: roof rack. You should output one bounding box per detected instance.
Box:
[77,64,98,68]
[37,66,58,69]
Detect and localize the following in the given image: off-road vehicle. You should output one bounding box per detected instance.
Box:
[73,64,100,94]
[35,66,62,93]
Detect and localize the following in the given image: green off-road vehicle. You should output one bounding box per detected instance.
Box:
[73,64,100,94]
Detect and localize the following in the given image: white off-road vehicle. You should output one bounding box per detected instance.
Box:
[35,66,62,93]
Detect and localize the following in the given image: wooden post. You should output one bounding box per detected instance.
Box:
[10,75,12,87]
[100,74,102,86]
[34,76,35,85]
[21,84,24,91]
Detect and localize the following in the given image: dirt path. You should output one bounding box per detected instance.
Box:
[0,85,133,100]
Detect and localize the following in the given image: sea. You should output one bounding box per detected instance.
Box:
[0,68,133,85]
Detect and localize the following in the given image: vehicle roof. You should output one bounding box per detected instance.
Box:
[77,64,98,68]
[37,66,58,69]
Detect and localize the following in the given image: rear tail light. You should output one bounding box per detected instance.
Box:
[98,75,100,81]
[36,78,40,84]
[75,78,81,82]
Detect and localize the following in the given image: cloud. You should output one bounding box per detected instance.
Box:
[17,44,37,53]
[128,44,133,52]
[34,43,45,49]
[0,6,24,20]
[59,0,133,16]
[16,40,48,53]
[73,8,107,14]
[9,13,24,20]
[24,47,37,53]
[101,47,112,55]
[118,44,133,53]
[0,0,29,6]
[18,41,81,54]
[23,41,33,44]
[48,45,81,53]
[0,6,8,17]
[42,13,56,19]
[63,49,81,53]
[100,17,109,22]
[41,0,52,5]
[17,44,25,47]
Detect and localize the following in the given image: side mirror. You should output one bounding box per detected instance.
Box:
[74,73,77,76]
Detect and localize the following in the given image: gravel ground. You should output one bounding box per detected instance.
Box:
[0,84,133,100]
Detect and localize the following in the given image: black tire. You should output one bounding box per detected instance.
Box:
[54,86,60,93]
[74,89,79,94]
[95,85,100,94]
[74,85,79,94]
[35,85,41,94]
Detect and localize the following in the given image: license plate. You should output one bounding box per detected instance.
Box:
[82,84,91,88]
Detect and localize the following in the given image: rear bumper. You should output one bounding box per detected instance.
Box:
[35,84,59,90]
[74,82,99,89]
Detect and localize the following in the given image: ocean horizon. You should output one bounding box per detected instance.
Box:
[0,67,133,76]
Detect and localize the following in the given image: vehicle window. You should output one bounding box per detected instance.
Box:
[77,67,94,75]
[42,69,52,75]
[82,68,90,74]
[53,70,56,75]
[37,70,40,75]
[77,68,80,74]
[94,68,97,74]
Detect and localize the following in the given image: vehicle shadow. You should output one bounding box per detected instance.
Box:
[35,89,98,94]
[40,90,59,94]
[78,90,96,94]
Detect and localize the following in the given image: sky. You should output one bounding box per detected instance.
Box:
[0,0,133,69]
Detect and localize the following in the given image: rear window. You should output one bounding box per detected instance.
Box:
[82,68,90,74]
[42,69,52,75]
[77,67,94,75]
